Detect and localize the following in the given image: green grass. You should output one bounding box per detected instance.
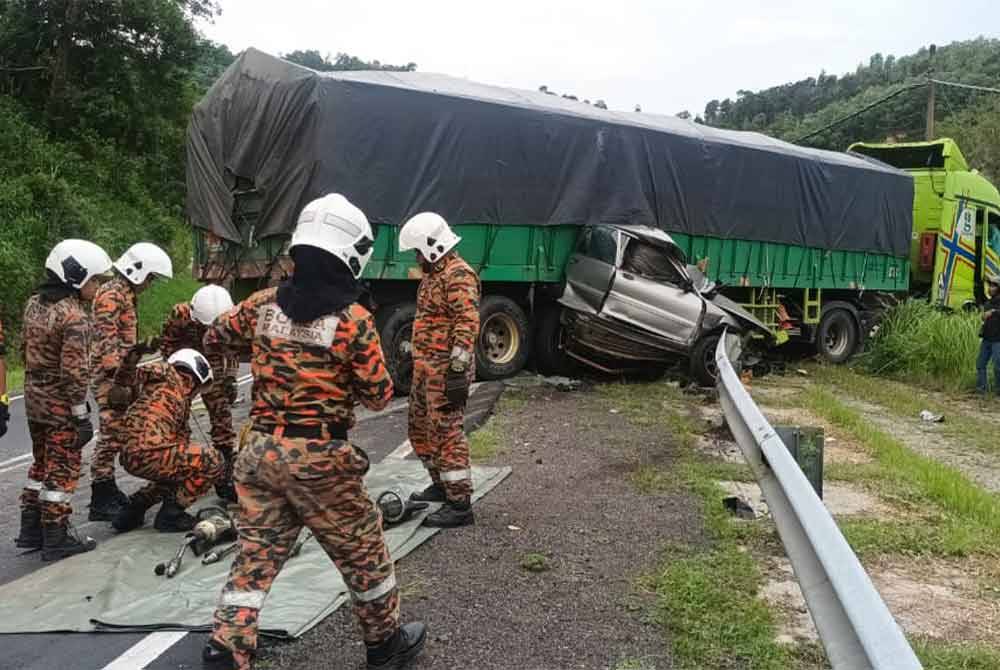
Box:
[860,300,982,392]
[804,386,1000,556]
[812,364,1000,459]
[137,270,201,339]
[469,417,503,461]
[519,552,550,573]
[599,381,796,670]
[914,639,1000,669]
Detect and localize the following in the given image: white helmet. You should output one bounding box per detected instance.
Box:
[290,193,374,279]
[115,242,174,285]
[191,284,234,325]
[399,212,460,263]
[167,348,213,386]
[45,239,113,290]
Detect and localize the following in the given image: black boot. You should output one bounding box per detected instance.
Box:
[89,480,128,521]
[422,499,474,528]
[15,508,42,549]
[366,622,427,670]
[112,495,154,533]
[153,498,196,533]
[202,637,236,668]
[42,523,97,561]
[409,483,446,503]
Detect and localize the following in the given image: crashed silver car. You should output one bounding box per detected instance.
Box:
[558,224,772,384]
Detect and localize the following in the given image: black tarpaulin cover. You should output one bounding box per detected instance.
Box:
[186,48,913,257]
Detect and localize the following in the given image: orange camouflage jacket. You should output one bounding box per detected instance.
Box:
[91,275,138,387]
[412,252,481,365]
[159,302,232,378]
[121,362,193,451]
[21,294,92,425]
[204,288,393,428]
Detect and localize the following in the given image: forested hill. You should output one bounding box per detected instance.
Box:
[698,38,1000,179]
[0,1,412,341]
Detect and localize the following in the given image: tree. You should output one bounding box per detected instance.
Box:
[283,49,416,72]
[676,110,691,120]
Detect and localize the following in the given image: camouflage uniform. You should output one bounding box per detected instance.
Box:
[409,252,481,502]
[90,275,138,483]
[160,302,236,454]
[20,294,93,526]
[206,288,397,669]
[117,361,225,507]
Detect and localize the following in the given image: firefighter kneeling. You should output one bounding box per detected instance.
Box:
[112,349,227,533]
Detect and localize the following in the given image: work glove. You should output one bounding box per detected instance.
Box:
[108,384,134,411]
[221,376,238,404]
[445,347,472,407]
[135,336,161,357]
[0,394,9,438]
[73,415,94,449]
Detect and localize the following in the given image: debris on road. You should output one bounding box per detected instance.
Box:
[919,410,945,423]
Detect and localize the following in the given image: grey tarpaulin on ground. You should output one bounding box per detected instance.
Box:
[186,48,913,258]
[0,461,511,638]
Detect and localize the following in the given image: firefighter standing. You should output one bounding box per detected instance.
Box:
[111,349,226,533]
[159,284,238,500]
[977,275,1000,394]
[400,212,481,528]
[89,242,173,520]
[202,194,425,670]
[0,317,8,439]
[16,240,113,560]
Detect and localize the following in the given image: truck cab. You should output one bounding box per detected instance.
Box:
[850,139,1000,309]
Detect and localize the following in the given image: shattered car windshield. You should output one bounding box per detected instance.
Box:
[621,238,686,286]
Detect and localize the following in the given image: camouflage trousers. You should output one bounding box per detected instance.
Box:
[21,420,84,526]
[120,440,225,507]
[91,380,125,484]
[408,360,473,501]
[201,380,236,454]
[211,429,399,669]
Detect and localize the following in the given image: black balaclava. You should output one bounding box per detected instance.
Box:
[276,245,363,323]
[37,269,78,303]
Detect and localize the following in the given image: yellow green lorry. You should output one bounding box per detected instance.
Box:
[186,50,1000,388]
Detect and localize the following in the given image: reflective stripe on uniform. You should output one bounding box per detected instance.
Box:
[24,478,43,491]
[71,403,88,419]
[220,589,267,610]
[39,489,71,503]
[352,573,397,603]
[439,469,471,483]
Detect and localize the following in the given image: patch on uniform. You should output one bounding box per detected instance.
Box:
[256,304,338,348]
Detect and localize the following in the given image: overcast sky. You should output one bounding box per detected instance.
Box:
[201,0,997,118]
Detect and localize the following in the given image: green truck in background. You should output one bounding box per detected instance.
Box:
[186,50,1000,390]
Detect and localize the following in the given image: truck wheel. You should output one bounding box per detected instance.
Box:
[376,302,416,396]
[533,306,574,376]
[477,296,531,380]
[689,333,722,387]
[816,308,859,364]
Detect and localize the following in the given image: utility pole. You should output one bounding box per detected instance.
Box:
[925,78,936,141]
[925,43,937,141]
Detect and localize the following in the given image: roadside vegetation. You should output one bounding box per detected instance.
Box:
[860,300,981,392]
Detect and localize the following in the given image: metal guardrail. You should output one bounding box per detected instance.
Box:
[714,333,922,670]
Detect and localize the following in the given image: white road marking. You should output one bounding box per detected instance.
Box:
[0,453,31,468]
[386,440,413,460]
[100,630,188,670]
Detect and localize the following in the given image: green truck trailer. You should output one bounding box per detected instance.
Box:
[186,50,1000,389]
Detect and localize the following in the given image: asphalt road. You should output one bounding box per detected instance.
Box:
[0,374,502,670]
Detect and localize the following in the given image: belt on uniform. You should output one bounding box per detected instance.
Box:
[252,422,348,441]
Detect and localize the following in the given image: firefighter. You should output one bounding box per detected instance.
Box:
[111,348,226,533]
[158,284,238,500]
[16,240,113,560]
[201,194,425,670]
[399,212,481,528]
[88,242,173,521]
[0,317,8,439]
[977,275,1000,394]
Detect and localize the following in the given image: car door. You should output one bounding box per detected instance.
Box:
[599,235,706,347]
[559,225,621,315]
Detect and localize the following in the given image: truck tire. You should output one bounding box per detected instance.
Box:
[689,333,722,387]
[816,307,859,364]
[477,296,531,380]
[375,302,417,396]
[533,306,574,376]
